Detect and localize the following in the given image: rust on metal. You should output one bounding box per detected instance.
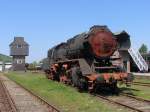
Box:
[88,29,117,57]
[86,74,99,81]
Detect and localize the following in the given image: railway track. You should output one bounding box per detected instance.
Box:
[4,76,61,112]
[0,78,18,112]
[133,82,150,87]
[94,93,150,112]
[2,72,149,112]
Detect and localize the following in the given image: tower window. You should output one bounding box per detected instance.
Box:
[17,45,22,48]
[17,59,23,64]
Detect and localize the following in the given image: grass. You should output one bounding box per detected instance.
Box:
[125,75,150,99]
[134,77,150,83]
[118,84,150,100]
[5,71,128,112]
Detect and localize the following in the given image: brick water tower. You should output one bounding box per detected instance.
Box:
[10,37,29,71]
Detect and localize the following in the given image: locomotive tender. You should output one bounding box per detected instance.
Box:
[45,25,133,92]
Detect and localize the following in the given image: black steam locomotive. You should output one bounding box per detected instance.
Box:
[43,25,133,92]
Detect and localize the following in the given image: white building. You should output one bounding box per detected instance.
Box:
[5,62,12,71]
[0,61,3,72]
[0,61,12,72]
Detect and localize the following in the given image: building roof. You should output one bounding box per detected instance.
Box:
[114,30,130,37]
[113,30,131,51]
[9,37,29,46]
[5,62,12,65]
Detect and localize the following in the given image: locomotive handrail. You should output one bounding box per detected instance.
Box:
[95,66,117,69]
[52,59,79,63]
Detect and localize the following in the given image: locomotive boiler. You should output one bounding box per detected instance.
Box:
[45,25,133,92]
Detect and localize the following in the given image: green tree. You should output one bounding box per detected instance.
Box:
[32,61,38,66]
[28,61,39,70]
[0,54,12,62]
[139,44,148,54]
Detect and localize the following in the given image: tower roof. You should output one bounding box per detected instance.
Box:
[9,37,29,56]
[9,37,29,46]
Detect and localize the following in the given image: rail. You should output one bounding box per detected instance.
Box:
[6,76,61,112]
[0,77,18,112]
[94,93,150,112]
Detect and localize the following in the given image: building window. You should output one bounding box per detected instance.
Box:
[17,45,22,48]
[17,59,23,64]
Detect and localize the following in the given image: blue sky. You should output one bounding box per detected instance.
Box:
[0,0,150,62]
